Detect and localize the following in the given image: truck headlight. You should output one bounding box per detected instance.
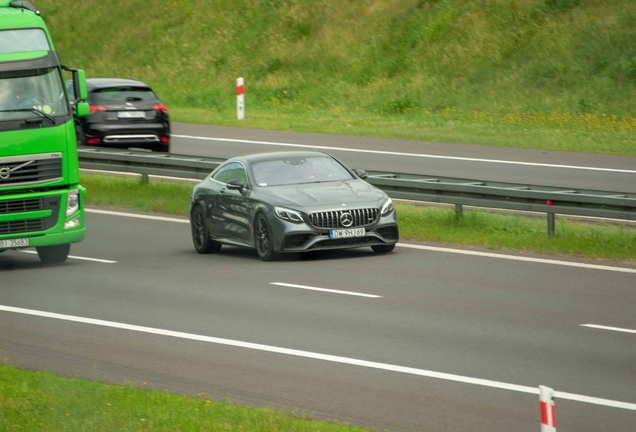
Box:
[66,189,79,217]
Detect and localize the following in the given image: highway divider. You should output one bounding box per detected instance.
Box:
[78,148,636,236]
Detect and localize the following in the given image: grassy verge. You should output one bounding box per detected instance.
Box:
[44,0,636,156]
[0,365,371,432]
[81,174,636,263]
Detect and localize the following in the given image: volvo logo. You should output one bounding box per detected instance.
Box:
[0,167,10,180]
[0,161,35,180]
[340,212,353,227]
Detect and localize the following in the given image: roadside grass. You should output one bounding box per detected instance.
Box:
[81,174,636,263]
[44,0,636,155]
[0,365,372,432]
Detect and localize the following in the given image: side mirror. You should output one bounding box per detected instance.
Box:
[226,179,245,191]
[354,169,368,180]
[77,69,88,101]
[75,101,89,118]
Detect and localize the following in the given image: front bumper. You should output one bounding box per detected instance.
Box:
[270,210,399,253]
[0,188,85,251]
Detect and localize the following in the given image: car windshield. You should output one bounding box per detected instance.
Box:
[90,87,158,104]
[0,67,69,121]
[251,155,354,187]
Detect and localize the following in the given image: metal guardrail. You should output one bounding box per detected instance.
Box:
[78,148,225,181]
[78,148,636,236]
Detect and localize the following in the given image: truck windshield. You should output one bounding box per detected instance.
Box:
[0,67,69,122]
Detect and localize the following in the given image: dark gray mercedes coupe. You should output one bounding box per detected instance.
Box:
[189,151,398,261]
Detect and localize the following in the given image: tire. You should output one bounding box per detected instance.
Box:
[75,123,86,147]
[190,205,221,254]
[254,213,278,261]
[36,244,71,264]
[371,244,395,254]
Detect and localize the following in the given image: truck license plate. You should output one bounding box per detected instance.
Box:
[0,238,29,248]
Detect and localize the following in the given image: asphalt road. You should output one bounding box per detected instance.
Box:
[171,123,636,194]
[1,209,635,431]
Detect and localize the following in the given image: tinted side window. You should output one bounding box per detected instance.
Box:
[213,162,248,186]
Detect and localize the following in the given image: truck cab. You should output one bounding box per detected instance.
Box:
[0,0,89,263]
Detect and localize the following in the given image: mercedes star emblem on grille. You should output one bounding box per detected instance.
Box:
[340,212,353,227]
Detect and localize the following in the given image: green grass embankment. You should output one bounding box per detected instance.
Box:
[44,0,636,154]
[82,174,636,263]
[0,366,372,432]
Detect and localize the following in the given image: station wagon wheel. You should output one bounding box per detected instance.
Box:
[254,213,278,261]
[191,205,221,254]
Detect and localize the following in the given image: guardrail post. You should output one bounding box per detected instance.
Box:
[237,77,245,120]
[455,204,463,219]
[547,213,555,237]
[141,173,149,186]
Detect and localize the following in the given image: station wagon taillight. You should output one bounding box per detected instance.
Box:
[153,104,168,112]
[89,105,106,113]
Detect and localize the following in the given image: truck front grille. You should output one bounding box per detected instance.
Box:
[0,198,43,214]
[0,219,44,234]
[0,153,63,187]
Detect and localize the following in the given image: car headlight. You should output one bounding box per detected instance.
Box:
[66,189,79,217]
[275,207,304,223]
[380,197,394,216]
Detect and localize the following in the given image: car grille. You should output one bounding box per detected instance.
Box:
[0,219,44,234]
[0,154,63,187]
[0,198,43,214]
[309,208,378,229]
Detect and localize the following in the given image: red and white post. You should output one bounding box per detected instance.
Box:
[236,77,244,120]
[540,385,556,432]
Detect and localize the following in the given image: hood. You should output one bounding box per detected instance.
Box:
[255,179,386,210]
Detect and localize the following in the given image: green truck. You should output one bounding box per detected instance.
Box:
[0,0,89,263]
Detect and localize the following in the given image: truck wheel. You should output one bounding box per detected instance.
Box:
[36,244,71,264]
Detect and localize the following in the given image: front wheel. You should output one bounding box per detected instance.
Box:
[254,214,278,261]
[190,205,221,254]
[36,244,70,264]
[371,244,395,254]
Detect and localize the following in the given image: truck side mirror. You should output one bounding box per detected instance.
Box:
[75,102,89,117]
[77,69,87,100]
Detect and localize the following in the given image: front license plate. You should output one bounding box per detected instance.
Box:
[329,228,365,239]
[117,111,145,119]
[0,238,29,249]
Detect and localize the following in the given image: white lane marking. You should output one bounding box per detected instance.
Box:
[86,208,189,224]
[1,304,635,411]
[397,243,636,274]
[172,134,636,174]
[17,250,116,264]
[85,209,636,274]
[270,282,381,298]
[581,324,636,335]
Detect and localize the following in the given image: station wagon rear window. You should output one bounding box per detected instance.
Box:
[90,87,159,104]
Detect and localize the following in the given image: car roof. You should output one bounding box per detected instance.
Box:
[239,151,332,164]
[85,78,152,91]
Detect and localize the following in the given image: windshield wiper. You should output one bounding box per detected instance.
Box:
[0,108,56,124]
